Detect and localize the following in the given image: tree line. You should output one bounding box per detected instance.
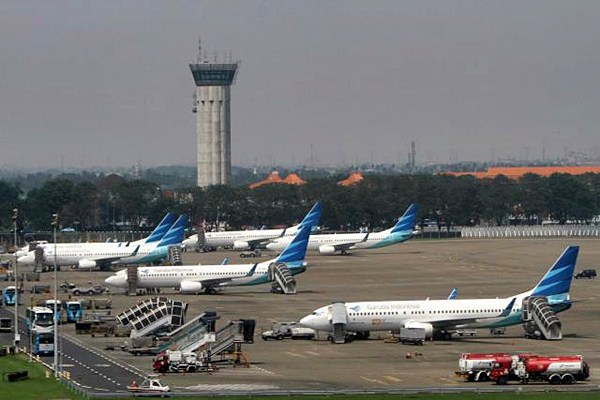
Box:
[1,172,599,234]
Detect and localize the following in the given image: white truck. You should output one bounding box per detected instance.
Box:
[152,350,215,373]
[262,322,315,341]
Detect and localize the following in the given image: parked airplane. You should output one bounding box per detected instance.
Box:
[17,215,187,270]
[266,203,419,255]
[299,246,579,341]
[105,224,314,294]
[182,201,322,251]
[14,213,176,258]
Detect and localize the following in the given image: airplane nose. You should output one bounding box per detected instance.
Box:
[299,315,312,328]
[104,275,119,287]
[17,254,33,264]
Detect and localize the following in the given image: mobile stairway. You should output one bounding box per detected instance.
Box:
[268,262,297,294]
[197,319,256,362]
[168,245,183,266]
[522,296,562,340]
[154,311,218,354]
[116,297,188,339]
[328,301,348,344]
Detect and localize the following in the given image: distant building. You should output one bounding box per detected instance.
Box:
[338,172,364,187]
[249,171,306,189]
[443,166,600,179]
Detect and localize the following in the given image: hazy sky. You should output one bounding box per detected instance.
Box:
[1,1,599,169]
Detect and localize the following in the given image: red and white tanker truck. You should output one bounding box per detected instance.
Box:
[490,354,589,385]
[456,353,515,382]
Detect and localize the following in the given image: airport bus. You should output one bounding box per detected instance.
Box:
[31,329,54,356]
[2,286,17,306]
[45,300,62,323]
[25,306,54,333]
[65,301,83,323]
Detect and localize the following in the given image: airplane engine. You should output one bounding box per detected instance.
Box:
[403,321,434,338]
[180,281,203,294]
[78,259,97,269]
[233,241,251,251]
[318,245,337,255]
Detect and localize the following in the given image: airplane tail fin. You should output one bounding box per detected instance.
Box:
[144,212,176,244]
[275,225,311,264]
[156,215,187,247]
[297,201,323,231]
[390,203,419,234]
[528,246,579,302]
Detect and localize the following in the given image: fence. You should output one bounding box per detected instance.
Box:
[460,225,600,239]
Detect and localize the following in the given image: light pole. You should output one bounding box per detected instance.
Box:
[12,208,20,351]
[51,213,59,378]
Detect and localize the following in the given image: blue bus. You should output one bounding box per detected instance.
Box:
[31,329,54,356]
[44,300,62,324]
[2,286,17,306]
[66,301,83,323]
[25,306,54,333]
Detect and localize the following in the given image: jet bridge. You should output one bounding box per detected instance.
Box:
[268,263,297,294]
[521,296,562,340]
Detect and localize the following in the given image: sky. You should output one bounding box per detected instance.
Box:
[1,0,599,170]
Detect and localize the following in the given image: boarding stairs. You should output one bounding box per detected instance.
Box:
[155,311,218,353]
[117,297,168,326]
[329,302,348,344]
[128,300,187,338]
[522,296,562,340]
[200,319,256,361]
[126,266,138,295]
[268,263,297,294]
[168,245,183,266]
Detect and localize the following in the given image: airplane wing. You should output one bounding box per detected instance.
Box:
[185,264,258,288]
[426,298,517,330]
[328,233,370,253]
[83,245,142,266]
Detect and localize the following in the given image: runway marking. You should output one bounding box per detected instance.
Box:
[360,376,389,386]
[284,351,307,359]
[61,364,75,368]
[94,364,112,367]
[382,375,401,382]
[184,384,279,391]
[305,351,321,356]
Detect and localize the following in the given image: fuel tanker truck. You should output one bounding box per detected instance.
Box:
[456,353,515,382]
[491,354,589,385]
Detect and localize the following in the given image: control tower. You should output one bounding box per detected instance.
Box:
[189,42,239,187]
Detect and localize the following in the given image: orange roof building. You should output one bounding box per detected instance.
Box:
[444,166,600,179]
[249,171,306,189]
[338,171,364,186]
[282,173,306,186]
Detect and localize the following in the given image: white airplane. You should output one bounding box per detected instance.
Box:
[182,201,322,251]
[299,246,579,341]
[17,215,187,270]
[266,203,419,255]
[15,213,176,258]
[105,224,313,294]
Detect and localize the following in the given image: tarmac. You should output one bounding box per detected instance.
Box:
[2,238,599,391]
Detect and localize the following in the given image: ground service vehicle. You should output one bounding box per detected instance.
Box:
[66,301,83,323]
[239,249,261,258]
[31,329,55,356]
[45,299,62,323]
[25,306,54,333]
[574,269,596,279]
[0,318,13,332]
[127,375,170,395]
[71,285,109,296]
[456,353,515,382]
[152,350,215,373]
[491,354,589,385]
[2,286,17,306]
[262,322,315,340]
[399,327,426,345]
